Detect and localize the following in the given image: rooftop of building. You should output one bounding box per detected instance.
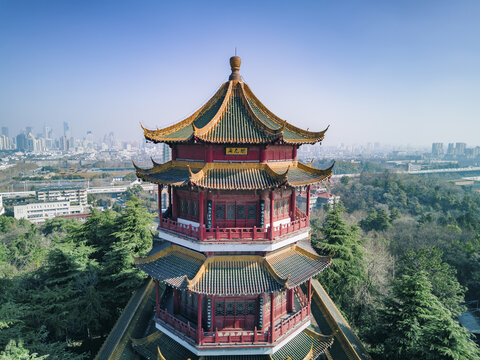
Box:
[141,57,328,146]
[134,243,332,296]
[135,160,334,189]
[94,273,371,360]
[37,185,84,191]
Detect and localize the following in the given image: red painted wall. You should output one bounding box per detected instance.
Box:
[173,144,295,162]
[176,144,205,161]
[264,145,295,161]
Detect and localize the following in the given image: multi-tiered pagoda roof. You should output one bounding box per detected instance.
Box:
[135,161,334,190]
[94,57,371,360]
[141,69,327,145]
[135,244,332,295]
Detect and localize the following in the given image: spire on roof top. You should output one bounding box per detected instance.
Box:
[229,56,242,81]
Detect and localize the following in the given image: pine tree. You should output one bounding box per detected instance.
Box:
[112,197,154,255]
[0,340,48,360]
[376,272,480,360]
[312,205,366,317]
[398,247,466,317]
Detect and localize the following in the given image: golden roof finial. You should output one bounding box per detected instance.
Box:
[229,56,242,81]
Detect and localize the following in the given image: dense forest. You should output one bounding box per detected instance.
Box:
[0,198,154,359]
[1,172,480,359]
[311,171,480,359]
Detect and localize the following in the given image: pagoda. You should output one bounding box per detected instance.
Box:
[132,56,337,359]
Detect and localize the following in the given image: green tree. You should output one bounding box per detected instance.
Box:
[0,340,47,360]
[375,272,479,360]
[398,248,465,317]
[361,208,390,232]
[340,176,350,185]
[312,206,366,321]
[112,197,154,255]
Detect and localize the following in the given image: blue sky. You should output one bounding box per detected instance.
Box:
[1,0,479,146]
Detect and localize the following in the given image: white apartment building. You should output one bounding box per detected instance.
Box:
[14,201,86,224]
[36,186,87,205]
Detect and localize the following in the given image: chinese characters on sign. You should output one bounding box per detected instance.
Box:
[206,200,213,228]
[225,147,248,155]
[260,200,265,228]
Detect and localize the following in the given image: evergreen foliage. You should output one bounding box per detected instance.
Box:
[312,204,367,322]
[0,196,155,358]
[398,247,466,317]
[374,272,480,360]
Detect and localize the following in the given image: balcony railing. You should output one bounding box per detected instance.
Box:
[272,305,310,340]
[201,328,269,345]
[156,307,197,344]
[155,303,310,347]
[158,208,309,242]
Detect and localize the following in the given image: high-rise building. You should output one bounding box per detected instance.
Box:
[161,143,171,163]
[16,132,27,152]
[85,131,94,150]
[432,143,444,157]
[455,142,466,156]
[63,122,70,138]
[447,143,455,156]
[105,57,368,360]
[1,127,8,137]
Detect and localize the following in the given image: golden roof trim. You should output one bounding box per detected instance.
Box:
[133,244,205,265]
[142,82,228,142]
[194,80,234,137]
[243,82,328,141]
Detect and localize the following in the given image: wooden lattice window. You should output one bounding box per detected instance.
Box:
[237,205,246,219]
[216,204,225,220]
[227,205,235,220]
[246,301,255,315]
[247,204,256,220]
[236,301,245,316]
[226,302,235,316]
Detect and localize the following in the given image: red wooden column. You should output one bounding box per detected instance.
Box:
[158,185,163,225]
[199,190,205,240]
[260,145,267,163]
[206,144,213,162]
[306,185,311,218]
[287,289,294,313]
[269,191,275,240]
[197,294,203,344]
[290,188,296,221]
[209,296,215,331]
[155,280,160,317]
[172,188,178,220]
[292,145,297,160]
[270,292,275,343]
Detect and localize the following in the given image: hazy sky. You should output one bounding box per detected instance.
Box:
[1,0,479,146]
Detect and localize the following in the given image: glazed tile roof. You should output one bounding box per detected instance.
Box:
[134,245,205,290]
[134,161,334,189]
[135,245,331,295]
[131,329,334,360]
[141,58,328,145]
[189,256,285,296]
[271,328,335,360]
[265,246,332,288]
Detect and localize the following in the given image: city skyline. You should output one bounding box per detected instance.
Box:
[1,1,480,146]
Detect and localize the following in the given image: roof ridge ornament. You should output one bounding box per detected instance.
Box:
[229,56,242,81]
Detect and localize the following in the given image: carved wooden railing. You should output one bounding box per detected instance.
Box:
[272,305,310,341]
[155,303,310,346]
[155,307,197,344]
[158,208,309,242]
